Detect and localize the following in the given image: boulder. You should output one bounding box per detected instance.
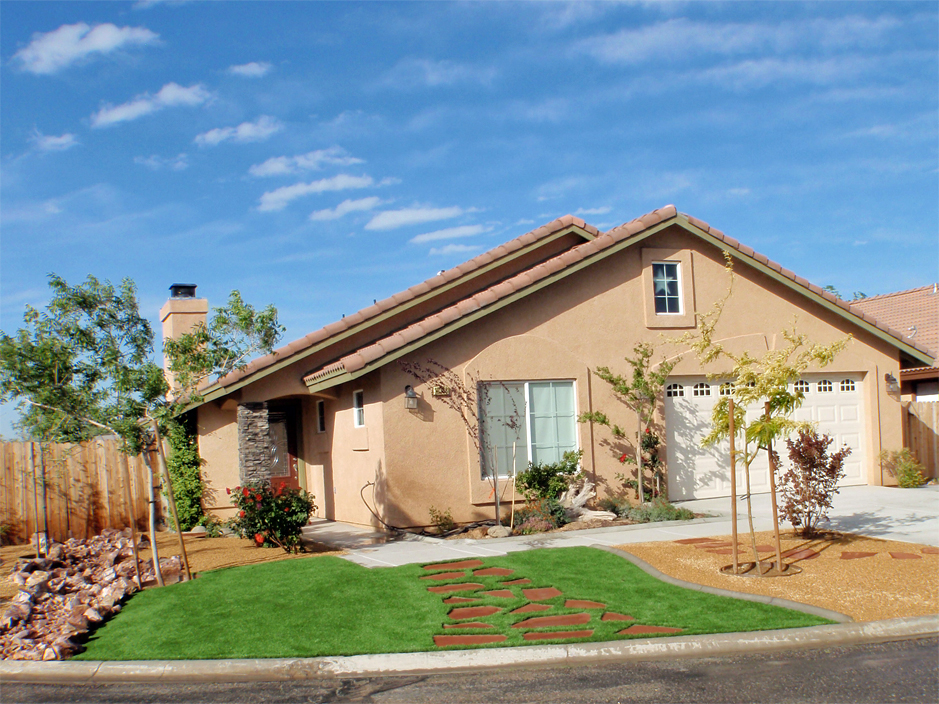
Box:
[487,525,511,538]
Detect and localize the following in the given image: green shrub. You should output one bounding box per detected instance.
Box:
[428,506,455,534]
[880,448,927,488]
[516,450,583,500]
[598,496,631,517]
[228,481,317,553]
[627,498,694,523]
[164,419,205,531]
[513,498,567,534]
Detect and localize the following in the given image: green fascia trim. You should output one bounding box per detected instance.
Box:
[678,215,935,367]
[305,220,676,394]
[192,224,596,408]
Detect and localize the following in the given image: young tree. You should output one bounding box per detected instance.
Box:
[681,258,850,575]
[578,343,676,505]
[780,430,850,537]
[0,275,283,581]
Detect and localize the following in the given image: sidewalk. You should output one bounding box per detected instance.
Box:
[303,485,939,569]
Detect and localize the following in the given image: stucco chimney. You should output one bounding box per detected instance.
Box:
[160,283,208,393]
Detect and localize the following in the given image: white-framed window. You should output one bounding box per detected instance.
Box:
[479,380,577,479]
[666,383,684,397]
[316,399,326,433]
[693,382,710,397]
[719,382,735,396]
[818,380,833,393]
[794,380,810,394]
[652,262,682,314]
[353,390,365,427]
[841,379,856,392]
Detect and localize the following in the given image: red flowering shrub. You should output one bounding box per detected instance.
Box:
[228,481,317,553]
[780,430,850,537]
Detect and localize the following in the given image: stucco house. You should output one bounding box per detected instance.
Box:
[161,205,935,529]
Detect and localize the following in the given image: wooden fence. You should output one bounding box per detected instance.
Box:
[904,401,938,479]
[0,438,159,544]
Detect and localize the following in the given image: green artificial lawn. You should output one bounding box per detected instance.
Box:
[76,546,832,660]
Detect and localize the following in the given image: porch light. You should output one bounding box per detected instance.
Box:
[884,373,900,393]
[404,385,419,410]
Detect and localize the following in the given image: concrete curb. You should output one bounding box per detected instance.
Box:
[2,616,936,683]
[594,545,854,623]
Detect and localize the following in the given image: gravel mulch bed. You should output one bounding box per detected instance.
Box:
[617,530,938,623]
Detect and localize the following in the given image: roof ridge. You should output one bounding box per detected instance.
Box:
[850,284,939,303]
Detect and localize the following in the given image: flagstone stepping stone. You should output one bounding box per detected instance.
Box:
[695,541,733,549]
[602,612,635,622]
[565,599,606,609]
[511,603,552,614]
[922,547,939,554]
[449,605,501,620]
[435,634,506,647]
[482,589,515,598]
[474,567,514,577]
[840,552,877,560]
[424,559,484,571]
[420,571,467,581]
[512,613,591,629]
[428,582,485,594]
[443,622,495,629]
[443,597,479,604]
[709,545,773,555]
[674,538,719,544]
[523,587,563,601]
[782,548,819,561]
[523,630,593,641]
[889,552,922,560]
[618,625,684,635]
[501,578,531,586]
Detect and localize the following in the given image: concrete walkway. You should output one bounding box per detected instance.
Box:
[304,485,939,568]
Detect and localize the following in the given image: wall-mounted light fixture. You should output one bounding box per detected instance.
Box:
[884,373,900,394]
[404,385,418,410]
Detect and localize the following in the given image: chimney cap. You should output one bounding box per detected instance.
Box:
[169,283,198,299]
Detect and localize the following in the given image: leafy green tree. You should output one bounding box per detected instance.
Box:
[578,343,676,505]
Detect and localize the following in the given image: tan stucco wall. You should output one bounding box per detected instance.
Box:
[196,403,239,520]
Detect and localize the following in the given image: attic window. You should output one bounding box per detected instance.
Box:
[652,262,682,314]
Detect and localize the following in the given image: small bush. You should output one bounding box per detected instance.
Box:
[228,481,316,553]
[880,448,927,488]
[780,430,850,537]
[598,496,631,517]
[627,498,694,523]
[516,450,583,500]
[513,498,567,534]
[428,506,455,534]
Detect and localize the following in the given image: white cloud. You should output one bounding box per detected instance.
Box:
[134,153,188,170]
[258,174,374,212]
[309,196,383,221]
[381,58,496,89]
[574,206,612,216]
[429,244,481,256]
[727,188,751,196]
[91,83,210,128]
[195,115,283,146]
[249,146,363,177]
[228,61,272,77]
[365,206,464,231]
[409,225,487,244]
[30,130,79,152]
[13,22,159,74]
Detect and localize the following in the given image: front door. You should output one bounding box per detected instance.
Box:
[268,409,301,491]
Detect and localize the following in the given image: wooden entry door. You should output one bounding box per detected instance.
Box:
[268,409,301,491]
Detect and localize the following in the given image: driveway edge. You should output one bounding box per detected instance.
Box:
[2,616,936,683]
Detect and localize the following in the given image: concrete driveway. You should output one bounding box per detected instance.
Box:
[674,485,939,546]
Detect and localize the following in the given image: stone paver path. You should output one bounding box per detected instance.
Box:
[423,559,685,648]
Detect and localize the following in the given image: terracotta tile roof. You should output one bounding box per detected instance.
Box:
[851,285,939,358]
[203,214,601,391]
[301,206,934,385]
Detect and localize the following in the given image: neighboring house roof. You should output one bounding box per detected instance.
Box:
[189,206,936,407]
[851,284,939,358]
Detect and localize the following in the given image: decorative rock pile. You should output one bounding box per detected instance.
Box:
[1,529,182,661]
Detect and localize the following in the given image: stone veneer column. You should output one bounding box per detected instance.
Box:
[238,402,272,485]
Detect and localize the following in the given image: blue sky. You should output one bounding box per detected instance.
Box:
[1,1,937,435]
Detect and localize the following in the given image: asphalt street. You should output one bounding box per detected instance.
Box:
[4,636,937,704]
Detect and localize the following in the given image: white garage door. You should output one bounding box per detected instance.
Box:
[665,374,866,501]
